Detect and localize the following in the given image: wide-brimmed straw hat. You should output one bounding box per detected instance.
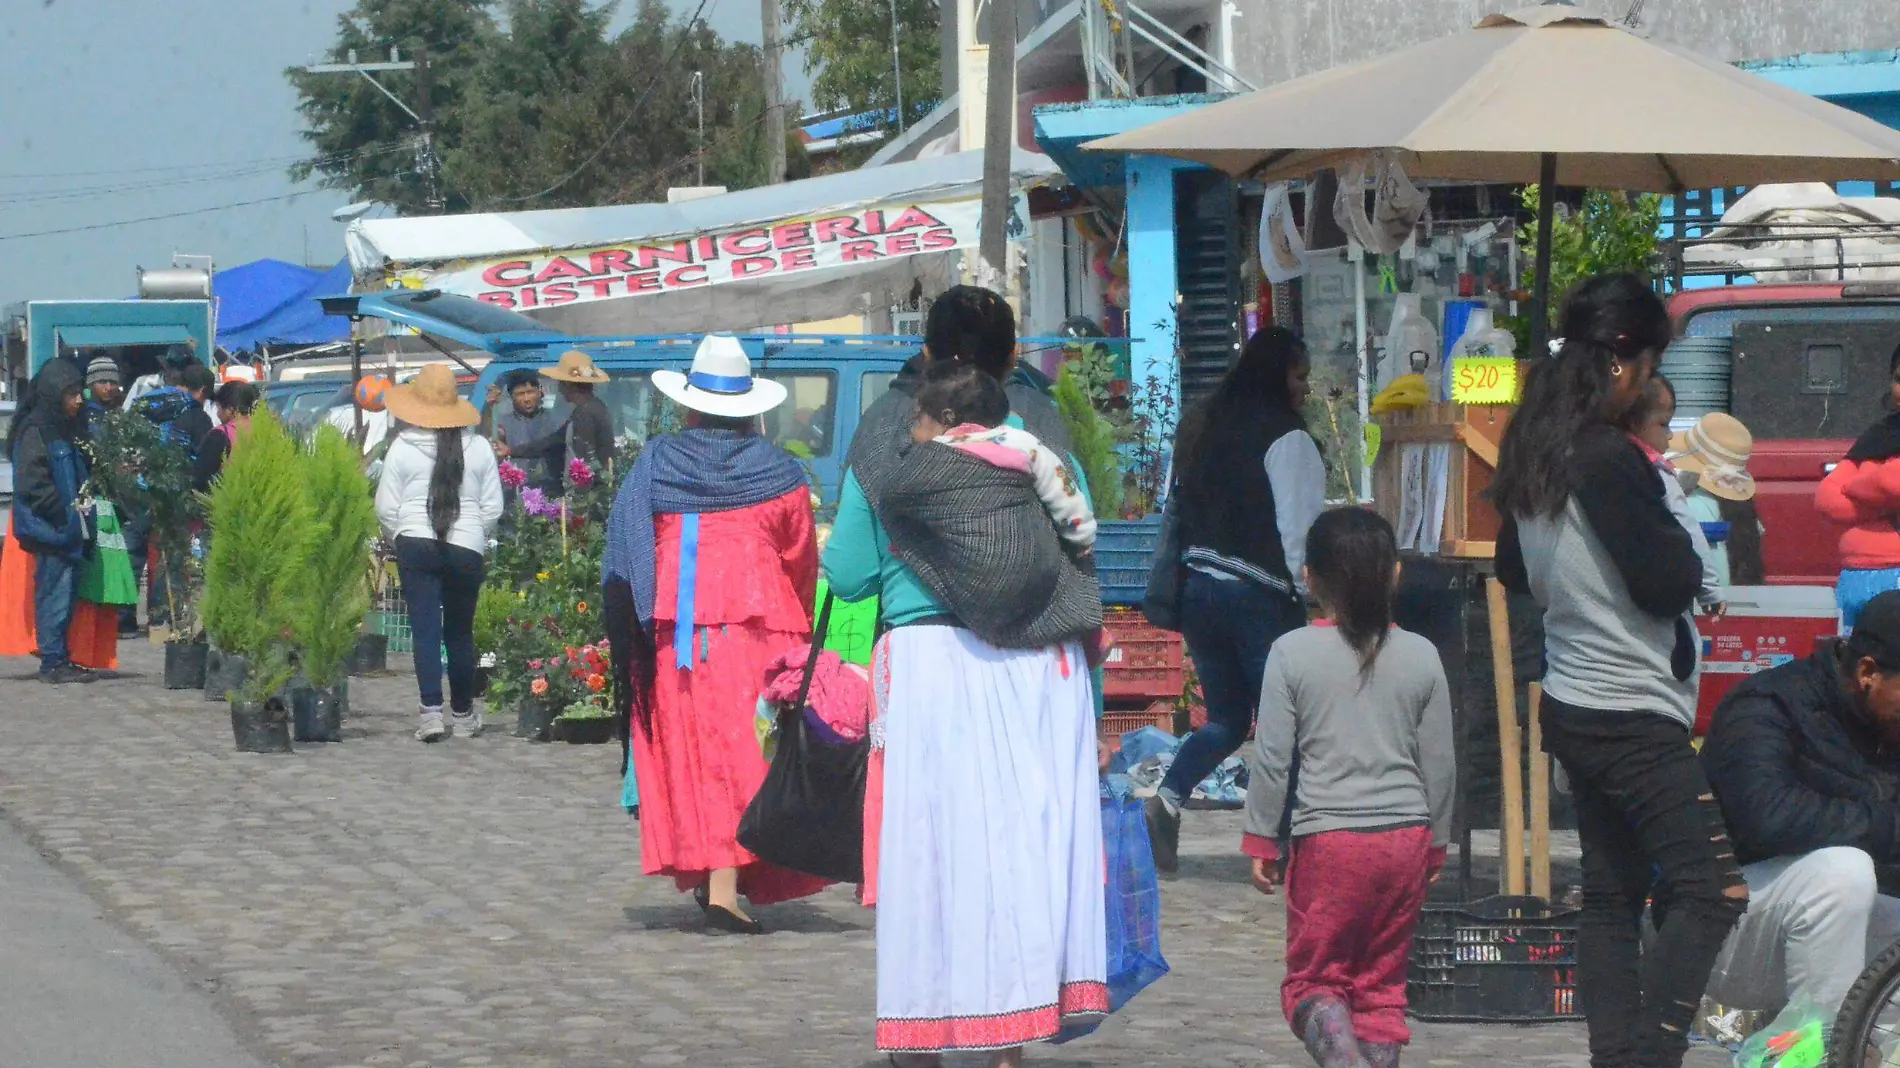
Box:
[1669,411,1756,502]
[541,349,610,385]
[652,335,789,419]
[384,364,480,429]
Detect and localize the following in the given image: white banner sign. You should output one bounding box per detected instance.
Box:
[422,195,1001,311]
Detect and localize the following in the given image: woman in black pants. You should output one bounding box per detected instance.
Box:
[1495,274,1748,1068]
[375,365,504,742]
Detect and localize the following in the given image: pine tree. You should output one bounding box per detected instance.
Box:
[1054,364,1124,520]
[295,427,378,689]
[202,413,316,702]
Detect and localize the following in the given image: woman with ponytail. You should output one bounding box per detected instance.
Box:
[376,365,504,742]
[1494,273,1747,1068]
[1241,507,1453,1068]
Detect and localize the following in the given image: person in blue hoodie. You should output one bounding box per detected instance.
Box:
[9,359,94,684]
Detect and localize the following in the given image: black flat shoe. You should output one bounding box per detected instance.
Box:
[692,885,711,913]
[704,903,763,935]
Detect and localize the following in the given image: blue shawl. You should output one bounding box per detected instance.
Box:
[602,428,808,628]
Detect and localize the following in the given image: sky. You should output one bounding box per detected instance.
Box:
[0,0,811,307]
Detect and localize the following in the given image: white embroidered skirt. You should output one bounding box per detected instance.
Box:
[873,625,1107,1053]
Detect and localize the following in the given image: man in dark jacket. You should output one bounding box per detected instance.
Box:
[542,350,615,474]
[1700,590,1900,1028]
[8,360,95,684]
[485,369,564,497]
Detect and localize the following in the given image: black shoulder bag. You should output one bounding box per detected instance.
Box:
[736,594,868,883]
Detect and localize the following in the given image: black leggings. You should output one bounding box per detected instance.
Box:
[1541,697,1748,1068]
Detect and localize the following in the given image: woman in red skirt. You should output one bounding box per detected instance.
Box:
[602,335,826,933]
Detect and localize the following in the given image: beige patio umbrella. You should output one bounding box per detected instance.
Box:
[1087,1,1900,345]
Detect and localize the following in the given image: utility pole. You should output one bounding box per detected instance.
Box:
[415,45,442,213]
[890,0,906,134]
[692,71,707,185]
[301,47,443,214]
[761,0,787,185]
[977,0,1016,281]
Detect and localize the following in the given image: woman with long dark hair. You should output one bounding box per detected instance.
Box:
[1494,273,1748,1068]
[1145,326,1325,872]
[375,365,504,742]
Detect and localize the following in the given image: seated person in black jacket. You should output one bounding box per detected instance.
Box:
[1700,589,1900,1029]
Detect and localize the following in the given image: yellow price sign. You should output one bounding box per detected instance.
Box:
[1450,356,1519,405]
[1364,423,1382,467]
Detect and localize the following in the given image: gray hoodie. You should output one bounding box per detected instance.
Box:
[1243,623,1456,854]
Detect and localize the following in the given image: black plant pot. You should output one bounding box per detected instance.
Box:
[555,717,614,745]
[514,699,556,742]
[204,651,248,703]
[348,633,389,676]
[163,640,209,690]
[230,694,292,753]
[289,679,347,743]
[474,666,492,698]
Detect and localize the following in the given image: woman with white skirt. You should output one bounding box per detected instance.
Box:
[827,286,1107,1065]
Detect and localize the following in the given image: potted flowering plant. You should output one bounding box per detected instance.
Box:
[550,641,614,743]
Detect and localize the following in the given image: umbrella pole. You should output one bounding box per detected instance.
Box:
[1531,152,1558,357]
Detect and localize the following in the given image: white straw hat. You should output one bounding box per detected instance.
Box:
[651,335,789,419]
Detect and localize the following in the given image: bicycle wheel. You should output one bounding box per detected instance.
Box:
[1831,937,1900,1067]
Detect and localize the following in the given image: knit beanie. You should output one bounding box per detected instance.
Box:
[86,356,121,387]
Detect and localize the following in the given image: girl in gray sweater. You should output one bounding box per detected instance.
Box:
[1243,507,1454,1068]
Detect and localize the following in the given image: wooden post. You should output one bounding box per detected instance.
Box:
[1486,577,1525,896]
[1527,681,1551,901]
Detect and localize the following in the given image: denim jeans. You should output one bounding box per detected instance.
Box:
[395,536,486,713]
[1161,570,1306,804]
[1542,698,1748,1068]
[33,552,78,673]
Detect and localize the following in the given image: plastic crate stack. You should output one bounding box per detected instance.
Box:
[1100,606,1184,744]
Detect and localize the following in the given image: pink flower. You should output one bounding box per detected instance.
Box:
[498,461,527,489]
[568,457,596,488]
[528,658,544,670]
[530,677,549,696]
[520,487,556,517]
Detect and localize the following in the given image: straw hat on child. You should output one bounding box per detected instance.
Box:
[384,364,481,429]
[1669,412,1756,502]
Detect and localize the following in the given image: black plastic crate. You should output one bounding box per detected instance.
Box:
[1407,895,1580,1022]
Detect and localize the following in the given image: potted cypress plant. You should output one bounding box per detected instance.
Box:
[289,426,375,743]
[201,411,313,753]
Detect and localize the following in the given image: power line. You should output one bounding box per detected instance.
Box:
[0,144,414,208]
[490,0,717,205]
[0,191,315,242]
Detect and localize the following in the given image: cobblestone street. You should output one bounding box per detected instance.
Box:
[0,643,1727,1068]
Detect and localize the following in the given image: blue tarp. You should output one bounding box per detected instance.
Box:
[215,258,351,352]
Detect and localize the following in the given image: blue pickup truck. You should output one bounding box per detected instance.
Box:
[321,289,915,502]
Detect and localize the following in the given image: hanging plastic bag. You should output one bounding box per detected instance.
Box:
[1259,181,1308,283]
[1053,782,1171,1045]
[1334,153,1429,256]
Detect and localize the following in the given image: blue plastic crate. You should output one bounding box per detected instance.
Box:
[1096,517,1162,605]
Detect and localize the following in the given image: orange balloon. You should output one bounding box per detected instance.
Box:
[355,375,391,412]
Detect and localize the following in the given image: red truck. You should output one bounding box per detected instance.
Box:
[1665,281,1900,585]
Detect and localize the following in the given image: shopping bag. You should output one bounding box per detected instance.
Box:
[77,500,139,607]
[737,595,868,883]
[1102,783,1170,1011]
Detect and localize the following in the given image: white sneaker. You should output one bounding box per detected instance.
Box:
[415,708,448,743]
[449,709,484,738]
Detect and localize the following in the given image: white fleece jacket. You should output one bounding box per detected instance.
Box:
[374,428,504,554]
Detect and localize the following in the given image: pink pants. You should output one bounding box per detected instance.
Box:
[1282,826,1434,1045]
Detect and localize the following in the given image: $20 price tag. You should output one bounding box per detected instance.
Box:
[1450,357,1518,405]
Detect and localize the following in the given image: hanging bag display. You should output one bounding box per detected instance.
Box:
[737,594,869,884]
